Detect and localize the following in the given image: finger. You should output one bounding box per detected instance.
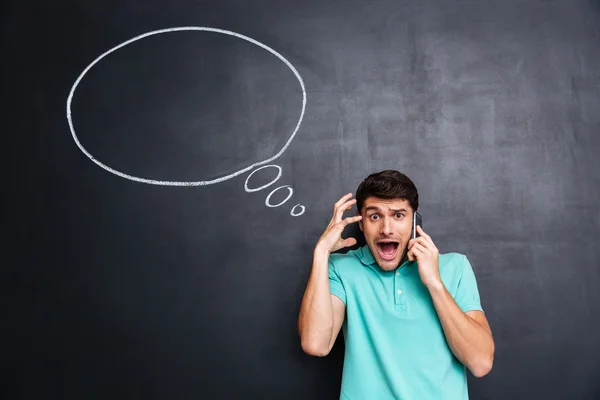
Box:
[416,230,438,253]
[412,242,428,254]
[342,237,357,248]
[412,237,434,253]
[412,237,428,249]
[334,193,354,209]
[341,215,362,226]
[416,225,434,245]
[329,194,354,224]
[335,199,357,222]
[407,238,418,250]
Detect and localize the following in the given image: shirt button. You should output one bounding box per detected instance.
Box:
[397,290,402,294]
[396,271,400,275]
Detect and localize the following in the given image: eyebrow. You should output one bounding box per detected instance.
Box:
[365,206,408,213]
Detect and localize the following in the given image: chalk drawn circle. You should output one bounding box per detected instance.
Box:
[265,185,293,208]
[290,204,306,217]
[66,27,307,186]
[244,165,282,193]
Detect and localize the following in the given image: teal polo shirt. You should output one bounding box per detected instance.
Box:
[328,245,484,400]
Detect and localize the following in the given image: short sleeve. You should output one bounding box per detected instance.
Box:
[455,255,484,313]
[328,257,347,304]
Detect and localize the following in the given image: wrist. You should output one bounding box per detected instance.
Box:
[425,278,445,293]
[314,243,332,257]
[312,246,331,274]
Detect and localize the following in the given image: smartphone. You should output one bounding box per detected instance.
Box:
[412,211,422,239]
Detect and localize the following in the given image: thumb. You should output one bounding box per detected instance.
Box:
[342,237,357,248]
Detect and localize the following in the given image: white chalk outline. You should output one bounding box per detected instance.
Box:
[245,164,306,216]
[290,204,306,217]
[265,185,293,208]
[244,164,282,192]
[66,27,307,186]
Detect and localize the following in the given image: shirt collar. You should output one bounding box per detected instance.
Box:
[357,245,377,265]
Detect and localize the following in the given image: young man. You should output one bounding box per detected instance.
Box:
[297,170,494,399]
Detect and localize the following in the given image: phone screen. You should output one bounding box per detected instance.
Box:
[412,211,422,239]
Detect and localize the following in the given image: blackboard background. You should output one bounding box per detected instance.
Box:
[4,0,600,399]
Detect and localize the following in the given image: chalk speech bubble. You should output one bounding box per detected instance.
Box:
[66,26,307,186]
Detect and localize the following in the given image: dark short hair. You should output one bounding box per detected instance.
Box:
[356,170,419,213]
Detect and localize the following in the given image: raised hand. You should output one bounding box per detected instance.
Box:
[316,193,363,254]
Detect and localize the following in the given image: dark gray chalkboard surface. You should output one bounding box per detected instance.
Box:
[5,0,600,399]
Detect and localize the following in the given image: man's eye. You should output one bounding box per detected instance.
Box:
[370,214,379,220]
[395,213,403,218]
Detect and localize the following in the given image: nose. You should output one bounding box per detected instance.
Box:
[380,217,394,236]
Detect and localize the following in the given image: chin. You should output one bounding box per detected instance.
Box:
[376,259,400,271]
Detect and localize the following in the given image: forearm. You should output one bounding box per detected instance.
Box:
[428,282,494,377]
[298,248,334,355]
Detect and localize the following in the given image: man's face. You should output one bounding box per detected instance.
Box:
[358,196,414,271]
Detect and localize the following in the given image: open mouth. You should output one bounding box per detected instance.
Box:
[376,241,399,261]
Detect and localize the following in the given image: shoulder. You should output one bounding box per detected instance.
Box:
[329,248,363,268]
[439,252,466,264]
[439,252,470,278]
[328,248,367,278]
